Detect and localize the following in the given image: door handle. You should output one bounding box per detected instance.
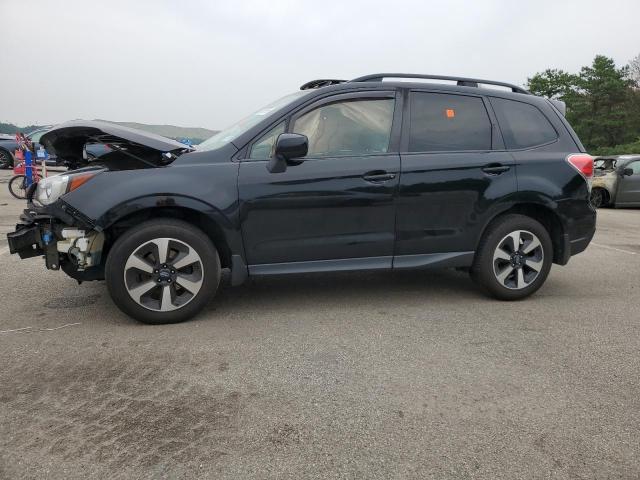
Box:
[363,170,396,183]
[481,163,511,175]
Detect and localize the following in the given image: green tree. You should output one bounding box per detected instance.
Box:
[527,69,578,99]
[0,122,42,135]
[573,55,636,148]
[527,55,639,151]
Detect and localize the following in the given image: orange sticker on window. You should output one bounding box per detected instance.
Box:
[445,109,455,118]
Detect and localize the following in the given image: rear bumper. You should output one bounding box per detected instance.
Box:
[555,200,596,265]
[569,230,595,256]
[568,210,596,256]
[563,207,596,263]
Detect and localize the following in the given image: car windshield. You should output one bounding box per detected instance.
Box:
[197,91,310,152]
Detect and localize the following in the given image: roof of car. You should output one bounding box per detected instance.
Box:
[300,73,533,99]
[296,77,558,113]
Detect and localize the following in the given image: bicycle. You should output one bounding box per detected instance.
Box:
[8,161,42,199]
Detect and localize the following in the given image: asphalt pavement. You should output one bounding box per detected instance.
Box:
[1,168,639,479]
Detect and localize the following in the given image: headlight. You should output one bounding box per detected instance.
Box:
[35,172,98,205]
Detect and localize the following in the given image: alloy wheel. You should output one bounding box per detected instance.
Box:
[492,230,544,290]
[123,237,204,311]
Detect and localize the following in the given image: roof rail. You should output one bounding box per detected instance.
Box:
[300,79,346,90]
[350,73,530,94]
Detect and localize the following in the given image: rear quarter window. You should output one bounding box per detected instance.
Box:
[490,97,557,149]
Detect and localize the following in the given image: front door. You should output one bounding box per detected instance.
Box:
[238,91,402,271]
[616,160,640,206]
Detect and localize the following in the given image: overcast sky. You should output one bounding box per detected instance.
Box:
[1,0,638,131]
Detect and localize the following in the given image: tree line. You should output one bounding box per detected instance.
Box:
[527,54,640,155]
[0,122,41,135]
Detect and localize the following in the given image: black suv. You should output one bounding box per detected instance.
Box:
[7,73,596,324]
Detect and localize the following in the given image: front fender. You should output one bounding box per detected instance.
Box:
[61,162,243,256]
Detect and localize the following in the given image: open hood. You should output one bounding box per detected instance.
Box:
[41,120,194,167]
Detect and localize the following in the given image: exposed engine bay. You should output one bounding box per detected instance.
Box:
[56,228,105,271]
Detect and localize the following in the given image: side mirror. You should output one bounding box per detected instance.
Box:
[622,167,634,177]
[267,133,308,173]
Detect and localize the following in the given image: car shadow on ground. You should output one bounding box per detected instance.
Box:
[208,268,484,314]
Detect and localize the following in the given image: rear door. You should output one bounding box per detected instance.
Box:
[238,90,402,270]
[394,90,515,267]
[616,160,640,206]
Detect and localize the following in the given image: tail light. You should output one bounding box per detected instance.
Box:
[566,154,594,179]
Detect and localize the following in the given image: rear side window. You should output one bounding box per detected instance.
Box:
[408,92,492,152]
[491,97,557,149]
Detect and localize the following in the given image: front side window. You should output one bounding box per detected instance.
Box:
[292,98,394,157]
[490,97,558,149]
[249,122,285,159]
[408,92,492,152]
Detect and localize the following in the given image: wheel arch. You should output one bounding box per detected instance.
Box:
[476,202,567,265]
[0,146,15,168]
[101,205,236,270]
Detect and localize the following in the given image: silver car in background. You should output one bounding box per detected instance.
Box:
[591,155,640,208]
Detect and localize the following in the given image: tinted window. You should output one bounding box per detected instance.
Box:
[292,98,394,157]
[408,93,492,152]
[491,97,557,149]
[249,122,285,159]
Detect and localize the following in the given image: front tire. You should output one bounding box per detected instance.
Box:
[471,214,553,301]
[590,188,608,208]
[105,219,221,324]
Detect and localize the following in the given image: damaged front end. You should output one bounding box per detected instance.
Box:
[7,187,107,282]
[6,120,194,283]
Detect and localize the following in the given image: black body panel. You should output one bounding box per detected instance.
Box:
[65,170,241,248]
[239,153,400,264]
[395,150,517,255]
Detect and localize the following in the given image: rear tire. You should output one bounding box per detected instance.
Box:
[8,175,27,199]
[471,214,553,301]
[105,219,221,324]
